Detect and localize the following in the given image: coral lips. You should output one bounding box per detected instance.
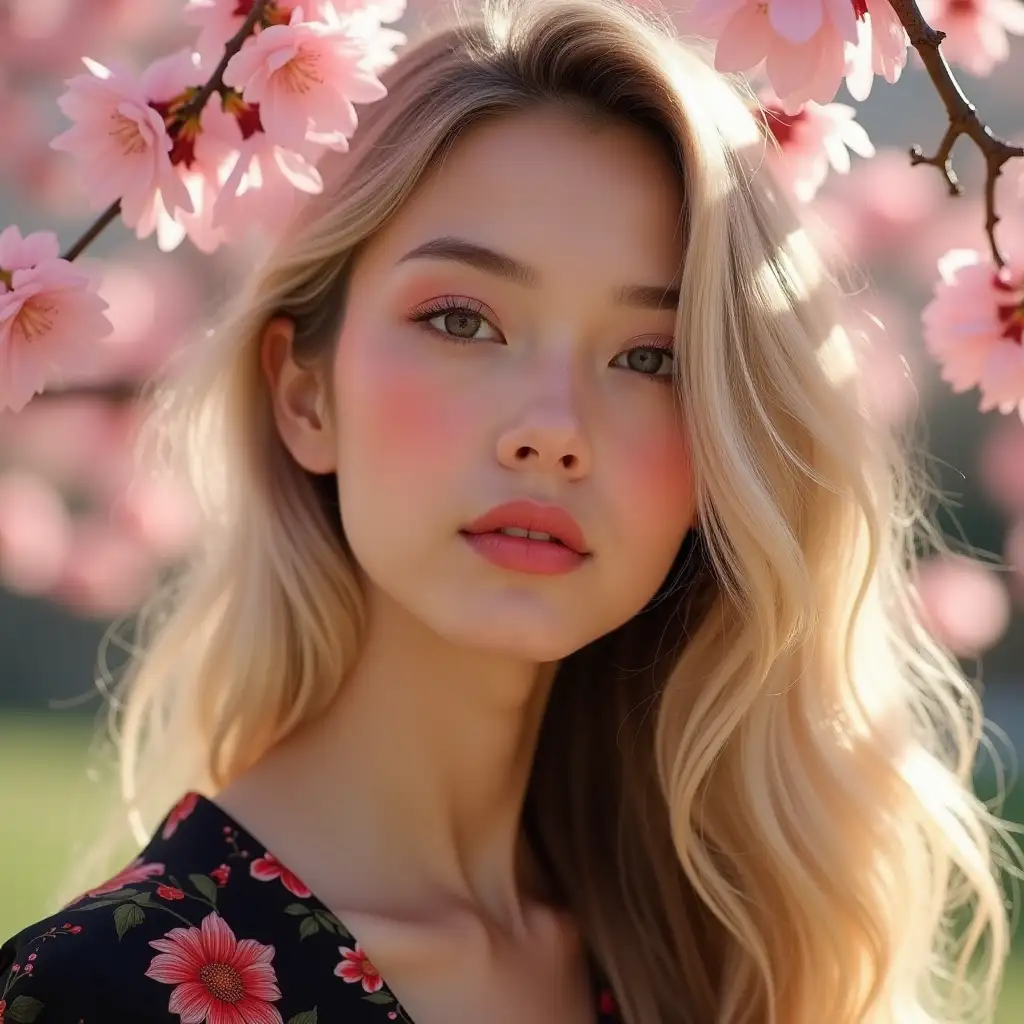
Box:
[460,500,590,575]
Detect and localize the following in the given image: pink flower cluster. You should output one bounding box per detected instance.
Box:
[48,0,401,254]
[758,89,875,202]
[917,0,1024,77]
[0,0,403,411]
[687,0,908,112]
[0,226,112,413]
[923,249,1024,417]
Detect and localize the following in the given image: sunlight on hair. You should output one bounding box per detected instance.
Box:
[60,2,1022,1022]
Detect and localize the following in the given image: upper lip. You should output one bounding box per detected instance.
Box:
[461,500,590,555]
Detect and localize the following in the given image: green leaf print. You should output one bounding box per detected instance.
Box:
[298,915,320,940]
[7,994,44,1022]
[284,903,311,916]
[363,993,395,1005]
[189,873,219,906]
[313,910,351,938]
[286,1010,318,1024]
[114,902,146,940]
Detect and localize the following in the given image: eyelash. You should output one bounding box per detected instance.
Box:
[406,296,675,381]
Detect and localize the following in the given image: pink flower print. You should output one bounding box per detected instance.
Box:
[0,226,113,412]
[223,6,387,152]
[211,863,232,887]
[922,248,1024,416]
[50,58,193,239]
[249,852,312,898]
[146,912,283,1024]
[334,944,384,993]
[917,0,1024,76]
[84,857,166,898]
[163,791,201,839]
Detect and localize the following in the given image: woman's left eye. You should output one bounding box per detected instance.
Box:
[612,345,675,379]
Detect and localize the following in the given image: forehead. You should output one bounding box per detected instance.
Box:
[361,104,686,285]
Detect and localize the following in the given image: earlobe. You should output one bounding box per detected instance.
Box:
[260,317,337,474]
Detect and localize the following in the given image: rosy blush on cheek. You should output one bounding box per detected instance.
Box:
[340,353,471,466]
[619,432,695,528]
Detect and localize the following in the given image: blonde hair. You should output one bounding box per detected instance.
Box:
[84,0,1017,1020]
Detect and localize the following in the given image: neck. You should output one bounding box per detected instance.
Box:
[250,586,558,934]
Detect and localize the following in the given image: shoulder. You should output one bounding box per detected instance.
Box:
[0,886,180,1022]
[1,859,277,1023]
[0,793,270,1023]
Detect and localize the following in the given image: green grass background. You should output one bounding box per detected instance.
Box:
[2,709,1023,1019]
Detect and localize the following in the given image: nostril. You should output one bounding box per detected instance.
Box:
[560,454,576,469]
[515,446,536,460]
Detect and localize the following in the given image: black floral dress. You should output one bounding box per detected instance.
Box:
[0,793,622,1023]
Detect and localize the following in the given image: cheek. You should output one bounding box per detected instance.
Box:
[613,421,695,542]
[335,344,470,469]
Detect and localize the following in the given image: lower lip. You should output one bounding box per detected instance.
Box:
[461,531,587,575]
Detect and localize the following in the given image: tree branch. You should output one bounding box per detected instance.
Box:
[27,380,144,404]
[58,0,271,264]
[886,0,1024,268]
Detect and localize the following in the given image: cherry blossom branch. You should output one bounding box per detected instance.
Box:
[59,0,272,263]
[29,379,142,404]
[886,0,1024,268]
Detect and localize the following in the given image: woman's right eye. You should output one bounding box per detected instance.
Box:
[410,299,503,344]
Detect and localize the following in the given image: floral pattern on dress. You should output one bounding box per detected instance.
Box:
[0,792,623,1023]
[146,911,283,1024]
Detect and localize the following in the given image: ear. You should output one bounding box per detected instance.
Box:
[261,317,337,474]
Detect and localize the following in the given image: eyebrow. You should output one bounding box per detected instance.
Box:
[397,236,681,311]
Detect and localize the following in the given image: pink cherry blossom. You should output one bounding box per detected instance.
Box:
[979,417,1024,514]
[185,0,404,66]
[917,0,1024,76]
[0,226,113,413]
[813,148,946,266]
[50,58,194,240]
[0,399,132,494]
[0,470,71,595]
[185,0,297,67]
[914,554,1010,656]
[921,248,1024,416]
[845,0,909,100]
[687,0,907,112]
[50,515,160,618]
[113,474,201,561]
[204,96,326,244]
[759,90,874,202]
[223,6,388,152]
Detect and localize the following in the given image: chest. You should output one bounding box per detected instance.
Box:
[336,911,603,1024]
[376,951,600,1024]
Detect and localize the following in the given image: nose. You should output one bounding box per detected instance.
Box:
[496,391,592,481]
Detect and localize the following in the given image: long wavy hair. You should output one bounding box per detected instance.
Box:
[78,0,1018,1020]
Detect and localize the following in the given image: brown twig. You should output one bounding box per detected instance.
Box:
[28,380,143,404]
[58,0,272,263]
[886,0,1024,268]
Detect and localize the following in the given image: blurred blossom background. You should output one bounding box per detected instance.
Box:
[1,0,1023,1014]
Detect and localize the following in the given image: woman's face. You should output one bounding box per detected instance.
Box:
[305,106,694,661]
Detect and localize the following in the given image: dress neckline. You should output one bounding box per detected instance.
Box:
[168,792,620,1023]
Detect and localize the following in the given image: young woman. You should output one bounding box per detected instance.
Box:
[0,0,1015,1021]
